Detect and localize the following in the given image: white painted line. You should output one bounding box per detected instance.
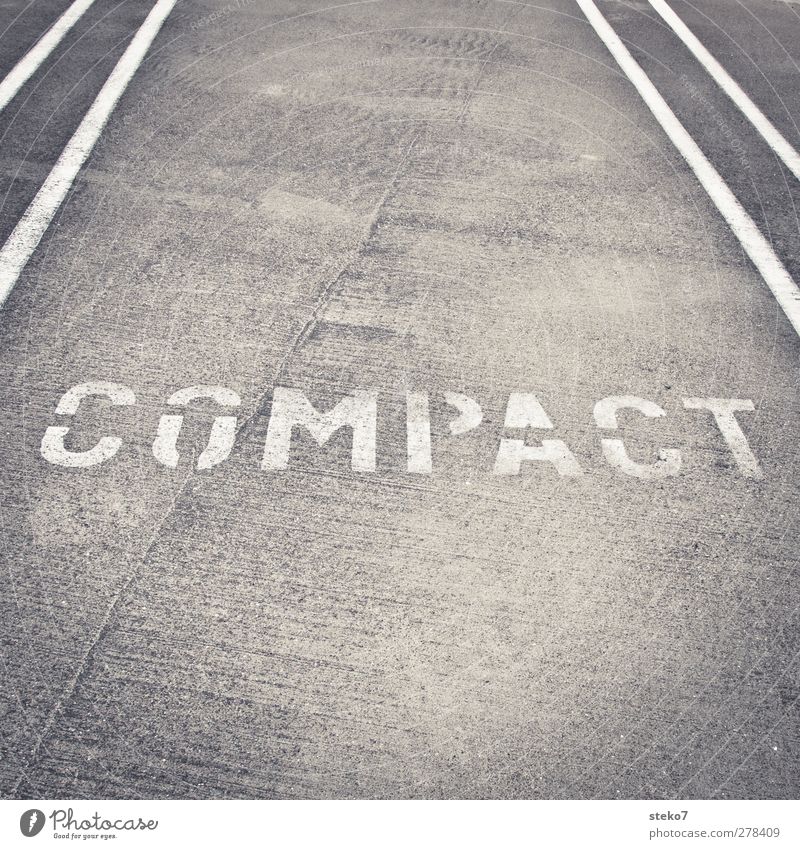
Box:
[576,0,800,339]
[647,0,800,182]
[0,0,178,308]
[0,0,99,113]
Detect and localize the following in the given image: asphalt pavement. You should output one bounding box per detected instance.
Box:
[0,0,798,799]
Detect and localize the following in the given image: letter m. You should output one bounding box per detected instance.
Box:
[262,387,377,472]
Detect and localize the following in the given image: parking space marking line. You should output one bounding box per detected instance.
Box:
[647,0,800,182]
[0,0,99,113]
[0,0,178,308]
[576,0,800,339]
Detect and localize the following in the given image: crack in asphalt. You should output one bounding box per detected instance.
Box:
[9,129,422,796]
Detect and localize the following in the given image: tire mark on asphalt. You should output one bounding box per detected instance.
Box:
[455,4,521,124]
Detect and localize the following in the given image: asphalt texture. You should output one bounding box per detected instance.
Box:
[0,0,799,799]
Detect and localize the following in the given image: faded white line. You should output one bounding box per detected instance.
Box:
[0,0,178,308]
[577,0,800,339]
[0,0,99,113]
[648,0,800,181]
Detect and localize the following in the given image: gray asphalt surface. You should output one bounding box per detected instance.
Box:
[0,0,798,799]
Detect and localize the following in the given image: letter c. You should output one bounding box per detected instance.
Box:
[594,395,681,479]
[41,382,136,468]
